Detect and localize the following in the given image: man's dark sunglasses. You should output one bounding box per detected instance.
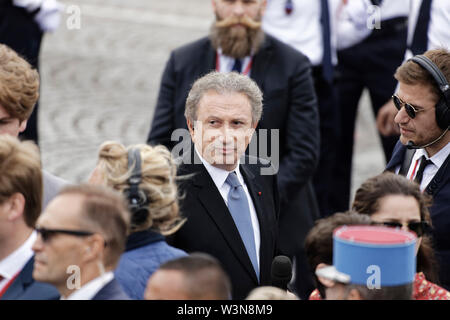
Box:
[375,221,432,237]
[392,94,425,119]
[35,227,94,242]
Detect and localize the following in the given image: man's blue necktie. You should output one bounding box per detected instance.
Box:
[320,0,333,83]
[226,172,259,279]
[231,59,242,73]
[411,0,433,55]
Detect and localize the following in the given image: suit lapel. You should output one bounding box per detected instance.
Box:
[191,162,259,284]
[250,35,274,93]
[240,164,272,283]
[198,40,216,75]
[1,257,34,300]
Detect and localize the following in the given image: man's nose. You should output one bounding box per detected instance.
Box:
[32,235,43,252]
[232,2,245,17]
[394,106,409,125]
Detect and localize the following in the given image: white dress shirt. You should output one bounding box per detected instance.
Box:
[395,142,450,191]
[195,148,261,268]
[263,0,339,66]
[0,231,36,292]
[217,48,252,76]
[63,271,114,300]
[13,0,62,32]
[405,0,450,60]
[336,0,409,50]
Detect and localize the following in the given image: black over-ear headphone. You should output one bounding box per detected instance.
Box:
[124,148,149,226]
[409,55,450,130]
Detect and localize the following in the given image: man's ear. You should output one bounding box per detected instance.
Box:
[82,234,105,263]
[260,0,268,16]
[7,193,26,222]
[315,263,336,288]
[19,120,28,133]
[187,119,195,138]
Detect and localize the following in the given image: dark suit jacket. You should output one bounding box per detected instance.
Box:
[92,278,130,300]
[169,152,279,299]
[386,141,450,289]
[1,256,59,300]
[148,34,320,257]
[0,2,42,68]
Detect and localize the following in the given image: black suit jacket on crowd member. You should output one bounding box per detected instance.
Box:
[148,34,320,259]
[92,278,130,300]
[1,256,60,300]
[386,141,450,290]
[168,151,279,300]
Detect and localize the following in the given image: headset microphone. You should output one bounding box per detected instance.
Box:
[406,141,420,149]
[406,127,449,150]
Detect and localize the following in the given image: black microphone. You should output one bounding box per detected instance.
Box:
[406,127,449,149]
[271,255,292,291]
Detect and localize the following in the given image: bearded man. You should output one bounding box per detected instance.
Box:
[147,0,320,299]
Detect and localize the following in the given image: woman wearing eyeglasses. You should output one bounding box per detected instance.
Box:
[352,172,450,300]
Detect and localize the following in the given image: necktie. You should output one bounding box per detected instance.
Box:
[320,0,333,83]
[414,155,433,184]
[226,172,259,279]
[231,59,242,73]
[410,0,433,55]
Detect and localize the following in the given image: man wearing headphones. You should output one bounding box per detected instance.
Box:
[386,48,450,290]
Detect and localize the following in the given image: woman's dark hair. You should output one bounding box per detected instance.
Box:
[352,172,438,283]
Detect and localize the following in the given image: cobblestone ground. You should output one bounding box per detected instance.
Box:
[39,0,385,202]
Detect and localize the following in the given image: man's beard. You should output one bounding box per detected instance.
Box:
[210,14,265,59]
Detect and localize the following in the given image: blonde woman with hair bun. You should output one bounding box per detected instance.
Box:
[89,141,187,300]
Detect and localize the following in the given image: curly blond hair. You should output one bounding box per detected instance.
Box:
[0,44,39,121]
[95,141,185,234]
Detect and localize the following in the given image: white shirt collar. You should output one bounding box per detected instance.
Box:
[217,48,252,75]
[414,141,450,168]
[63,271,114,300]
[0,231,36,281]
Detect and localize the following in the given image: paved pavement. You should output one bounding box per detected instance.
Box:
[39,0,386,204]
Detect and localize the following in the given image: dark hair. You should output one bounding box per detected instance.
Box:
[159,252,232,299]
[352,172,438,283]
[304,211,373,299]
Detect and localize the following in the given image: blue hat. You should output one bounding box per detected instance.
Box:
[316,226,416,286]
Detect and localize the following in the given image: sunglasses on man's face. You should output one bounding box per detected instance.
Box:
[35,227,94,243]
[392,95,425,119]
[375,221,431,237]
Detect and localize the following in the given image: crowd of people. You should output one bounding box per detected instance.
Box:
[0,0,449,300]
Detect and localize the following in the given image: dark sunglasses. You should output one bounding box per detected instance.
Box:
[392,95,425,119]
[35,227,94,242]
[375,221,431,237]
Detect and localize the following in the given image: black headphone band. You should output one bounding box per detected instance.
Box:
[128,148,142,187]
[126,148,150,226]
[410,55,450,96]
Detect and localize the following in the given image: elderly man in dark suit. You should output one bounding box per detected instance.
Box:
[32,185,130,300]
[169,71,279,299]
[147,0,320,299]
[385,49,450,290]
[0,135,59,300]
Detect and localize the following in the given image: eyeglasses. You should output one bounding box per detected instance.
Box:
[375,221,431,237]
[35,227,94,243]
[392,95,425,119]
